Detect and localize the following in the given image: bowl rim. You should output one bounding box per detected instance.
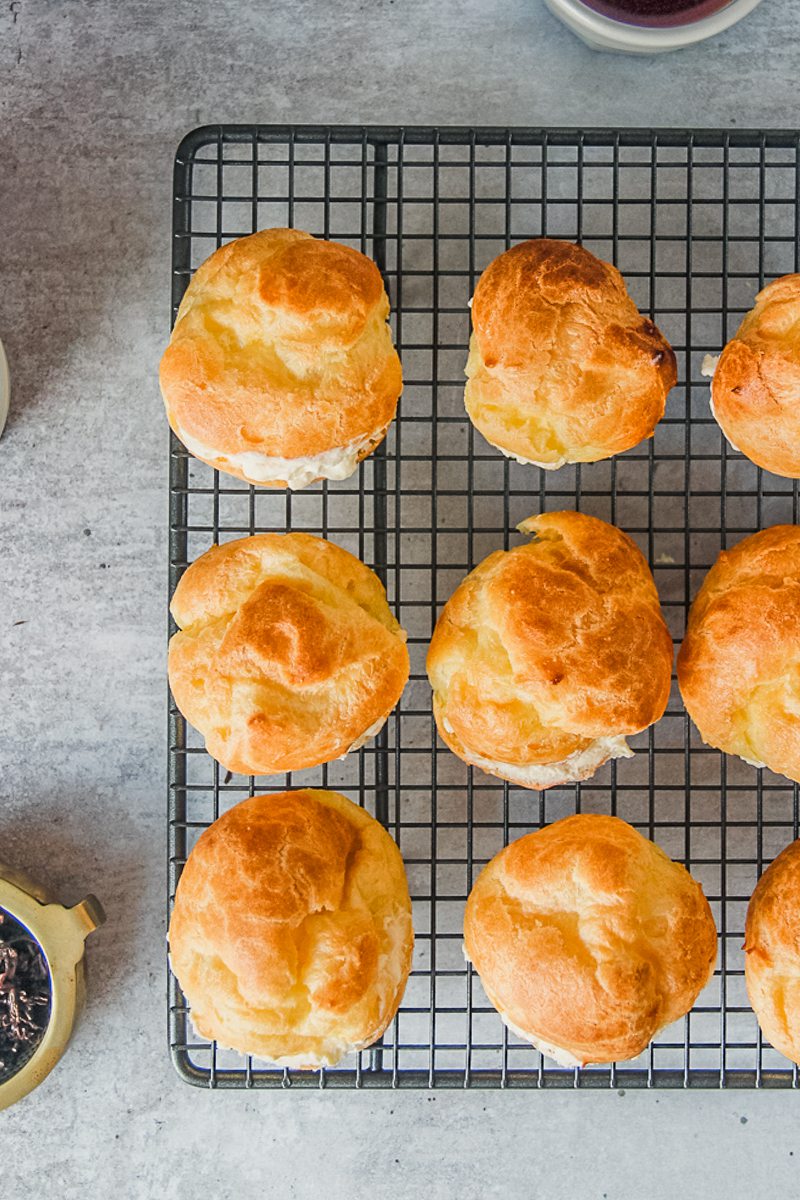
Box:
[0,337,8,432]
[545,0,763,45]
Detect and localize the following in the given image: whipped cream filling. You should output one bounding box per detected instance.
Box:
[491,438,566,472]
[479,431,566,471]
[443,720,633,787]
[500,1013,584,1069]
[700,354,746,455]
[343,715,388,757]
[461,945,583,1067]
[740,754,767,770]
[249,1047,343,1070]
[176,426,382,490]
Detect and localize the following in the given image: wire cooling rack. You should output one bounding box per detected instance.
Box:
[168,125,800,1090]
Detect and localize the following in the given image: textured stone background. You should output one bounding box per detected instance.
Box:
[1,1,798,1195]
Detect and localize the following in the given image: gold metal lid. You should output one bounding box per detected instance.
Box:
[0,868,104,1111]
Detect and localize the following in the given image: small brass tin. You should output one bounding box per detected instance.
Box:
[0,863,104,1110]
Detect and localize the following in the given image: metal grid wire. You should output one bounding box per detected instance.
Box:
[169,125,800,1089]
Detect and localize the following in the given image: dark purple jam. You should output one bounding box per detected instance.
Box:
[579,0,732,26]
[0,909,51,1084]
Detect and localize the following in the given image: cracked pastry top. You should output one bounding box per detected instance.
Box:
[168,532,409,776]
[464,814,717,1066]
[703,273,800,479]
[159,227,402,488]
[426,510,674,790]
[464,238,676,469]
[678,524,800,784]
[168,789,414,1068]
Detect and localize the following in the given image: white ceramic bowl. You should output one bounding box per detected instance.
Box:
[543,0,763,52]
[0,337,8,438]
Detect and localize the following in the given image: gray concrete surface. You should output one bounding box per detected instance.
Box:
[1,1,799,1196]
